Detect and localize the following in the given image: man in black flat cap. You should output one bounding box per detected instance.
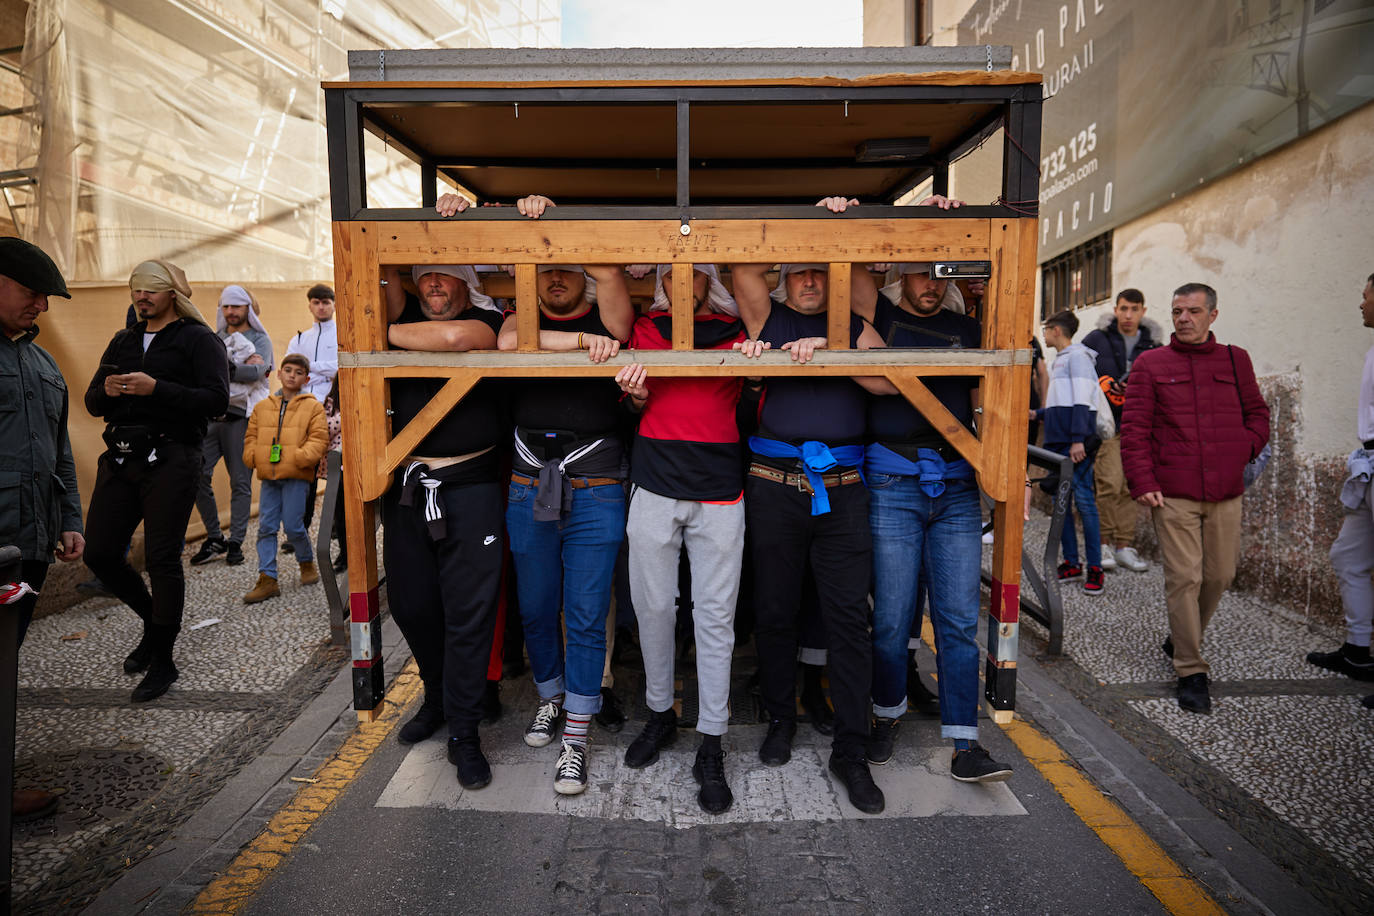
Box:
[0,237,85,820]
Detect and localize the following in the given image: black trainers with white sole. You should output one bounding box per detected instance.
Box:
[950,744,1013,783]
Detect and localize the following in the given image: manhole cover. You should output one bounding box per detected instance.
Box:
[14,748,170,840]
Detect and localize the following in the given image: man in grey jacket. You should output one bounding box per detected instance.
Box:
[190,285,273,567]
[0,237,84,820]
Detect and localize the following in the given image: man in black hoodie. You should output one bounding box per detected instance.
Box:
[1082,289,1159,572]
[85,260,229,703]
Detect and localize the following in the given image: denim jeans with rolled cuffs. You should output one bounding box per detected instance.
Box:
[506,462,624,718]
[255,478,312,578]
[866,442,982,740]
[1056,451,1102,569]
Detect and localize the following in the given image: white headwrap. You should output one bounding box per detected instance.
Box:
[650,264,739,316]
[215,284,270,413]
[411,265,497,312]
[216,285,268,334]
[533,265,596,305]
[879,263,967,315]
[769,263,830,303]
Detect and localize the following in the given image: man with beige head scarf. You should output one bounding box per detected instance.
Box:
[84,259,229,703]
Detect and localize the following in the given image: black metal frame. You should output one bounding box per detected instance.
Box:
[326,83,1043,222]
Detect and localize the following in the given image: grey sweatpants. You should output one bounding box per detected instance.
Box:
[195,416,252,544]
[626,486,744,736]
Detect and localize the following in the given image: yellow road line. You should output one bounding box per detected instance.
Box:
[918,626,1224,914]
[188,661,424,915]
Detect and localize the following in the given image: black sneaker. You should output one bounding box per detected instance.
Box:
[907,661,940,716]
[332,552,348,573]
[481,680,502,724]
[131,660,179,703]
[595,687,626,733]
[1162,635,1175,659]
[123,635,153,675]
[624,708,678,768]
[1056,562,1083,581]
[225,540,245,566]
[1176,673,1212,714]
[866,717,900,765]
[281,540,295,555]
[800,685,835,736]
[1306,643,1374,681]
[692,744,733,814]
[758,717,796,767]
[828,753,885,814]
[398,700,446,745]
[951,744,1013,783]
[448,736,491,790]
[524,699,564,748]
[190,537,226,566]
[554,742,588,795]
[1082,566,1105,594]
[1362,694,1374,710]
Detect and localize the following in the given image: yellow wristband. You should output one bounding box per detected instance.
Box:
[577,332,585,349]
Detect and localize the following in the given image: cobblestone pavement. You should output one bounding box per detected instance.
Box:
[10,526,352,914]
[1011,512,1374,916]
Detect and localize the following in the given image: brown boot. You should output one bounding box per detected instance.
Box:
[299,561,319,586]
[13,788,58,821]
[244,573,279,604]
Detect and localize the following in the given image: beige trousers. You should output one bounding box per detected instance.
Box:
[1094,436,1138,546]
[1152,495,1243,678]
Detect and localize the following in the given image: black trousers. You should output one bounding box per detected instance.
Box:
[746,476,873,758]
[383,479,503,739]
[84,441,201,631]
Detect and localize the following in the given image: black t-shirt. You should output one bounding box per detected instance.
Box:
[389,296,506,483]
[867,294,980,445]
[505,303,626,476]
[754,301,868,451]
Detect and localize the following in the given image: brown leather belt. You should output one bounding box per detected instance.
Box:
[511,472,622,489]
[748,462,862,493]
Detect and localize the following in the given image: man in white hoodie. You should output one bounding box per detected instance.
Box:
[190,285,272,567]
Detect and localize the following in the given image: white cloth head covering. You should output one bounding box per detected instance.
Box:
[216,285,268,334]
[129,260,208,326]
[769,263,830,303]
[410,265,497,312]
[532,265,596,305]
[650,264,739,316]
[879,264,967,315]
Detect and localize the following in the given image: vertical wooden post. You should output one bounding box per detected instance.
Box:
[827,262,851,349]
[980,218,1037,721]
[332,221,386,721]
[671,263,693,350]
[516,264,539,351]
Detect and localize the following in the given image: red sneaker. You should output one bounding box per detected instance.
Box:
[1083,566,1105,594]
[1056,562,1083,581]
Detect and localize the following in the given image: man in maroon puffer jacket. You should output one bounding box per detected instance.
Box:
[1121,282,1270,714]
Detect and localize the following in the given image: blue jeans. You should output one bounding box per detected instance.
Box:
[1059,454,1102,568]
[869,474,981,740]
[256,478,313,578]
[506,480,625,716]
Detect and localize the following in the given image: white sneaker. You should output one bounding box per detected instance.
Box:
[524,699,564,748]
[981,531,995,544]
[1099,545,1117,570]
[1115,546,1149,572]
[554,741,589,795]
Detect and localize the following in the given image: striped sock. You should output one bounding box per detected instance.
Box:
[563,711,591,748]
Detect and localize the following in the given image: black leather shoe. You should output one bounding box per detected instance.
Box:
[624,708,677,768]
[1177,673,1211,714]
[866,717,900,765]
[398,700,446,744]
[595,687,626,733]
[758,717,797,767]
[828,753,885,814]
[800,686,835,736]
[448,736,491,790]
[123,637,153,675]
[131,661,179,703]
[1307,642,1374,681]
[225,540,245,566]
[692,744,733,814]
[480,681,502,724]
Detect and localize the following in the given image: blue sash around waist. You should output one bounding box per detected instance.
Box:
[863,442,974,498]
[748,436,865,516]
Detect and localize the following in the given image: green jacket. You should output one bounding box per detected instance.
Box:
[1,326,82,563]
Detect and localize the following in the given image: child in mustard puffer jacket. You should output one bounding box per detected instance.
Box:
[242,354,327,603]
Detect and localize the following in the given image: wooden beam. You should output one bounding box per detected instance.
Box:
[827,262,851,350]
[374,217,990,265]
[671,263,693,350]
[381,372,481,476]
[516,264,538,351]
[345,348,1028,371]
[885,370,983,474]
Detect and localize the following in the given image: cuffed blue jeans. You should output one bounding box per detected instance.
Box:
[506,479,625,716]
[1060,453,1102,568]
[870,474,981,741]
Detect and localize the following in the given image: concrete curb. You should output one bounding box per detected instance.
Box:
[84,614,412,915]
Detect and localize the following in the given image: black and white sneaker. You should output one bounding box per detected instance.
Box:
[866,716,900,765]
[190,538,226,566]
[525,699,564,748]
[950,744,1013,783]
[554,742,588,795]
[1307,643,1374,681]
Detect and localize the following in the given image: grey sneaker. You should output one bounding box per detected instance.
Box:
[524,699,564,748]
[1114,546,1149,572]
[553,742,588,795]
